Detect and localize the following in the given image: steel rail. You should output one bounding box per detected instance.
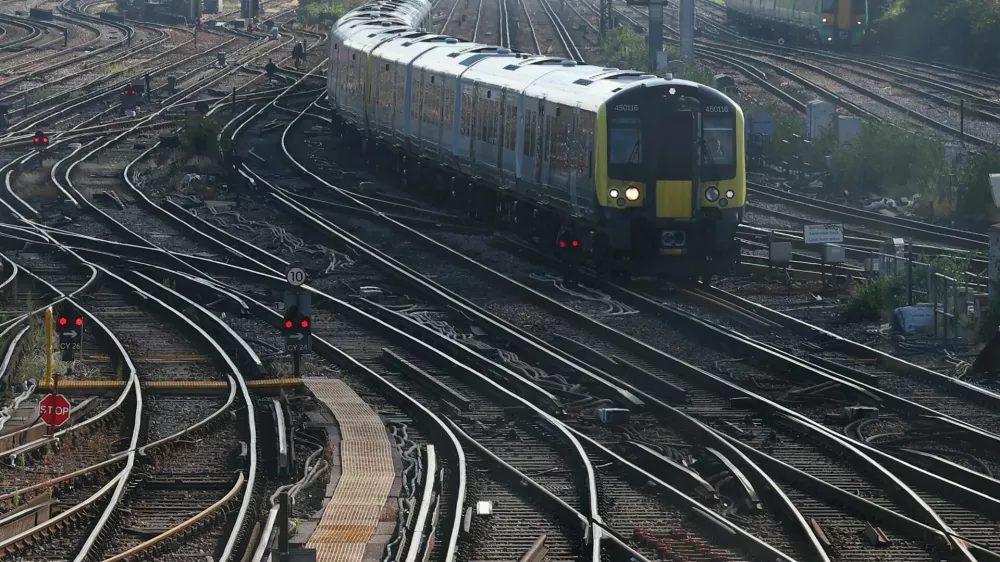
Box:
[136,261,469,562]
[243,178,794,561]
[402,445,437,562]
[102,472,246,562]
[276,104,987,559]
[0,211,143,562]
[536,0,582,61]
[472,0,485,42]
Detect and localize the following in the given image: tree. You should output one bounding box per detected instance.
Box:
[871,0,1000,72]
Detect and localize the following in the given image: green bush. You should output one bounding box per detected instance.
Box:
[298,0,356,28]
[955,149,1000,219]
[845,275,905,322]
[825,122,946,199]
[602,26,648,72]
[182,113,223,157]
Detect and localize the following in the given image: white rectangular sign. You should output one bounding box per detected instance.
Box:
[803,223,844,244]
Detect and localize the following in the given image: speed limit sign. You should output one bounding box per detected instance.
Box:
[285,264,307,287]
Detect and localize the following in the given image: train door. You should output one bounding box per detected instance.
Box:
[567,107,580,214]
[497,90,507,181]
[410,68,423,150]
[501,89,518,181]
[455,79,473,160]
[469,82,479,163]
[540,99,555,188]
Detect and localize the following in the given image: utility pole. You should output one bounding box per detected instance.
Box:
[679,0,694,59]
[599,0,613,37]
[647,0,664,73]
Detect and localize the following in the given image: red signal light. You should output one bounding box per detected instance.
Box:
[558,240,566,248]
[131,90,136,95]
[58,317,68,326]
[284,320,293,329]
[300,319,309,329]
[42,137,48,143]
[75,317,83,326]
[571,240,579,247]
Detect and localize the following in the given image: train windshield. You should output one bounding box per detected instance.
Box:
[702,114,736,181]
[821,0,836,11]
[852,0,865,14]
[609,117,642,165]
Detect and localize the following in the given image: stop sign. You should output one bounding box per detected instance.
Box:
[39,394,71,427]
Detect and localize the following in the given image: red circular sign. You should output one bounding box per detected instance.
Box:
[39,394,71,427]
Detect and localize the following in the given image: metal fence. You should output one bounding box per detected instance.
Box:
[867,251,975,346]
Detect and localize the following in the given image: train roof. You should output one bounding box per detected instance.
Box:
[333,0,738,111]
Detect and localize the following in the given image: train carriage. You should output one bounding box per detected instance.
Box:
[327,0,747,282]
[726,0,868,46]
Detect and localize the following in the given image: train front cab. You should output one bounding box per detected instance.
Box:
[818,0,867,46]
[595,81,745,279]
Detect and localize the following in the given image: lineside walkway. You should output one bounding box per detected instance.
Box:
[303,378,397,561]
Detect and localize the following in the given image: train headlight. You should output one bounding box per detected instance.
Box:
[725,189,735,199]
[705,187,720,202]
[609,189,619,199]
[625,187,640,201]
[821,17,828,24]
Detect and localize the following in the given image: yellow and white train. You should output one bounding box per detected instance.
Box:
[326,0,746,280]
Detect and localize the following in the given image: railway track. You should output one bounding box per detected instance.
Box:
[256,91,1000,559]
[0,12,324,559]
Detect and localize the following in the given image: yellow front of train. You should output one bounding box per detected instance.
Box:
[593,79,745,279]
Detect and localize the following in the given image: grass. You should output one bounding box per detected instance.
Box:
[14,169,60,200]
[107,62,127,74]
[10,301,66,393]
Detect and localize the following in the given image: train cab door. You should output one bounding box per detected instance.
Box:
[540,99,556,189]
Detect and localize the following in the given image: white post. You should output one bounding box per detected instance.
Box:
[989,224,1000,301]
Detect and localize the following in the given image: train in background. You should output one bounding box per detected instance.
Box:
[326,0,747,282]
[725,0,868,46]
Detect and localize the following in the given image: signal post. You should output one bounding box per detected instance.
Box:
[283,264,312,377]
[40,307,81,437]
